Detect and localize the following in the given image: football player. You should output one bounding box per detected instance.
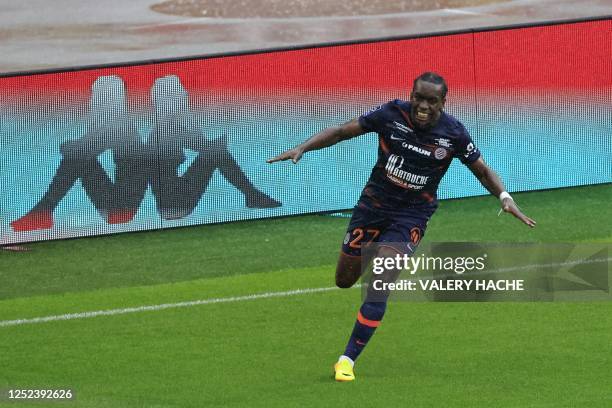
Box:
[268,72,535,381]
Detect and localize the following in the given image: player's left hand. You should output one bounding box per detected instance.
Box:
[501,198,536,228]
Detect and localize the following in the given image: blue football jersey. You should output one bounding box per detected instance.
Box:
[357,99,480,213]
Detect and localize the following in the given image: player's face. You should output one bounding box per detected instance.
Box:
[409,80,446,129]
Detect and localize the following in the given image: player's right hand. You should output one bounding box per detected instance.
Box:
[267,148,304,164]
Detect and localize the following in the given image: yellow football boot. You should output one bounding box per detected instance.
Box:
[334,359,355,382]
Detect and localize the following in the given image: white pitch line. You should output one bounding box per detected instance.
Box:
[475,257,611,274]
[0,285,351,328]
[0,257,609,328]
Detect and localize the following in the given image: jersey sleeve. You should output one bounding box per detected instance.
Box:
[454,123,481,164]
[358,101,393,133]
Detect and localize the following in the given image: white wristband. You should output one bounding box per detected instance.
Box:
[499,191,512,201]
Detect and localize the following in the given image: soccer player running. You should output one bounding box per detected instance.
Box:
[267,72,536,382]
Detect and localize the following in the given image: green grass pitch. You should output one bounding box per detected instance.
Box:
[0,184,610,407]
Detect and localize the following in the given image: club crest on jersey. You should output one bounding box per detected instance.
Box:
[434,147,448,160]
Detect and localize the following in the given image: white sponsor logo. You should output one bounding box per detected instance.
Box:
[343,232,351,245]
[390,133,405,141]
[464,142,475,158]
[392,121,413,134]
[384,154,429,189]
[434,138,452,148]
[434,147,448,160]
[365,105,383,115]
[406,143,431,157]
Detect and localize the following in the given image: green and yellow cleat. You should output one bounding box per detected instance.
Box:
[334,359,355,382]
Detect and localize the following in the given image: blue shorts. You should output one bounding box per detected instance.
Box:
[341,204,436,257]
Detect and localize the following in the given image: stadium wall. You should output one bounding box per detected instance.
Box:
[1,17,610,244]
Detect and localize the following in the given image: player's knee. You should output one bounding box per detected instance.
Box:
[335,265,355,288]
[335,274,354,289]
[335,253,361,289]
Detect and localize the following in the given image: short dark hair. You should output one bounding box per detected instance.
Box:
[413,72,448,98]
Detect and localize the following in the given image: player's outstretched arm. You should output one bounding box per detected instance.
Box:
[267,118,366,164]
[467,158,536,228]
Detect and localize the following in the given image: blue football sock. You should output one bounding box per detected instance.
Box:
[343,302,387,361]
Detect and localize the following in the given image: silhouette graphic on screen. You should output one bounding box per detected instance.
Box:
[11,75,149,232]
[149,75,280,220]
[11,74,280,232]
